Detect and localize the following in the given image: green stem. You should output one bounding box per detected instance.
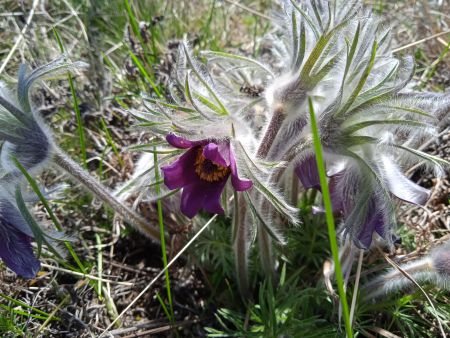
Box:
[153,148,175,324]
[256,105,286,158]
[308,97,353,338]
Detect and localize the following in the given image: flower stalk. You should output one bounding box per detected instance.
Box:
[256,105,286,159]
[233,194,250,298]
[52,147,162,243]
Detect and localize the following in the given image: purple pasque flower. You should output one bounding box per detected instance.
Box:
[295,158,385,248]
[162,134,252,218]
[295,155,430,249]
[0,199,40,278]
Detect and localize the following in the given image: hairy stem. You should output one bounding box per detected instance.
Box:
[257,203,275,282]
[256,105,286,158]
[234,194,250,298]
[52,147,162,243]
[248,105,288,284]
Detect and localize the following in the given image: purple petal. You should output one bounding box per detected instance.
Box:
[357,215,384,249]
[166,134,194,149]
[229,146,252,191]
[328,171,348,213]
[203,178,228,214]
[310,170,348,215]
[180,176,229,218]
[0,200,34,237]
[0,229,40,279]
[381,157,430,205]
[203,142,230,167]
[161,147,198,190]
[295,155,320,190]
[180,183,207,218]
[356,198,386,249]
[0,201,40,278]
[166,134,207,149]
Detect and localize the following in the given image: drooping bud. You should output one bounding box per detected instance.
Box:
[430,242,450,283]
[362,241,450,299]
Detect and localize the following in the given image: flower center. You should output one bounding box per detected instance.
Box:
[194,147,230,182]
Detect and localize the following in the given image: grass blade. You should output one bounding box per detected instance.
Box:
[95,233,103,298]
[129,51,162,98]
[53,28,87,169]
[308,97,353,338]
[153,147,175,325]
[13,157,86,273]
[100,117,124,168]
[0,293,55,319]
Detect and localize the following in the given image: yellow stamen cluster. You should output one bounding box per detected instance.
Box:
[194,147,230,182]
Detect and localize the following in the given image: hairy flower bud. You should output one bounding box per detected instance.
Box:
[430,242,450,282]
[363,241,450,299]
[0,56,87,180]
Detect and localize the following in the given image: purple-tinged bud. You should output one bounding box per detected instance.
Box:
[430,243,450,279]
[0,56,87,180]
[363,241,450,299]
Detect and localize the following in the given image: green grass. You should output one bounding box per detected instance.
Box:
[53,28,88,169]
[153,148,176,326]
[13,157,87,273]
